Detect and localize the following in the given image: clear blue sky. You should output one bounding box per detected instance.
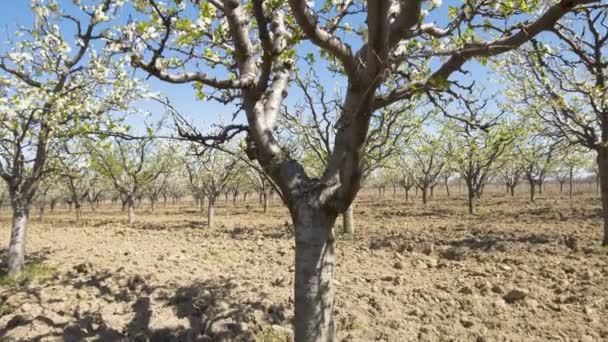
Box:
[0,0,515,134]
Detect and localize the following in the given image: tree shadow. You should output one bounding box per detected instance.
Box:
[0,267,291,341]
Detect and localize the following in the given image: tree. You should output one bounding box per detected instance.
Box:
[518,136,558,202]
[184,145,240,228]
[442,99,517,214]
[92,137,167,224]
[57,140,103,223]
[554,148,586,200]
[502,5,608,244]
[122,0,596,339]
[405,134,446,205]
[246,163,276,213]
[0,0,140,276]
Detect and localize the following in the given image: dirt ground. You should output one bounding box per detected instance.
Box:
[0,187,607,341]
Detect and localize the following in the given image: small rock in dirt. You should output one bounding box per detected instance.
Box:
[393,261,404,270]
[73,262,95,274]
[491,284,504,295]
[440,247,466,261]
[460,317,474,328]
[498,264,512,272]
[127,274,145,291]
[503,289,528,303]
[459,286,474,295]
[563,235,578,251]
[420,243,434,255]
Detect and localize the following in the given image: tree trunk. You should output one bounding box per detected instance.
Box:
[233,193,237,207]
[8,202,29,276]
[127,197,135,224]
[422,187,428,205]
[404,187,410,202]
[200,196,205,213]
[510,185,515,197]
[392,183,396,199]
[597,149,608,246]
[342,204,354,234]
[467,189,476,215]
[444,178,450,197]
[75,204,82,224]
[38,206,45,223]
[538,181,543,195]
[529,181,535,202]
[263,193,268,213]
[293,204,337,341]
[208,197,215,228]
[559,182,564,194]
[569,168,574,201]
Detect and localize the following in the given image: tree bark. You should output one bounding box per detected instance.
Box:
[75,204,82,224]
[293,204,336,342]
[127,197,135,224]
[468,190,476,215]
[510,185,516,197]
[421,187,428,205]
[208,197,215,228]
[597,149,608,246]
[342,204,354,234]
[8,202,29,276]
[529,181,535,202]
[263,193,268,213]
[38,206,44,223]
[569,168,574,201]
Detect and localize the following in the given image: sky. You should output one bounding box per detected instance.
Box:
[0,0,517,136]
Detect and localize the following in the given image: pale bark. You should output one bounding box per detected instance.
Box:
[293,204,336,342]
[342,204,354,234]
[127,197,135,224]
[208,197,215,228]
[8,204,29,276]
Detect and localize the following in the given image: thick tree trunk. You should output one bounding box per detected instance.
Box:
[597,149,608,246]
[8,202,29,276]
[422,187,428,205]
[293,204,337,342]
[200,196,205,213]
[404,187,410,202]
[559,182,564,194]
[467,190,476,215]
[444,178,450,197]
[208,197,215,228]
[510,185,516,197]
[75,204,82,224]
[127,197,135,224]
[263,193,268,213]
[342,204,354,234]
[529,181,535,202]
[538,181,543,195]
[233,193,238,207]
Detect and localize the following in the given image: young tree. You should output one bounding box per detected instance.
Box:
[246,164,275,213]
[121,0,596,338]
[184,145,239,228]
[0,0,140,275]
[92,137,167,224]
[442,100,517,214]
[406,134,446,205]
[499,149,524,197]
[518,136,558,202]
